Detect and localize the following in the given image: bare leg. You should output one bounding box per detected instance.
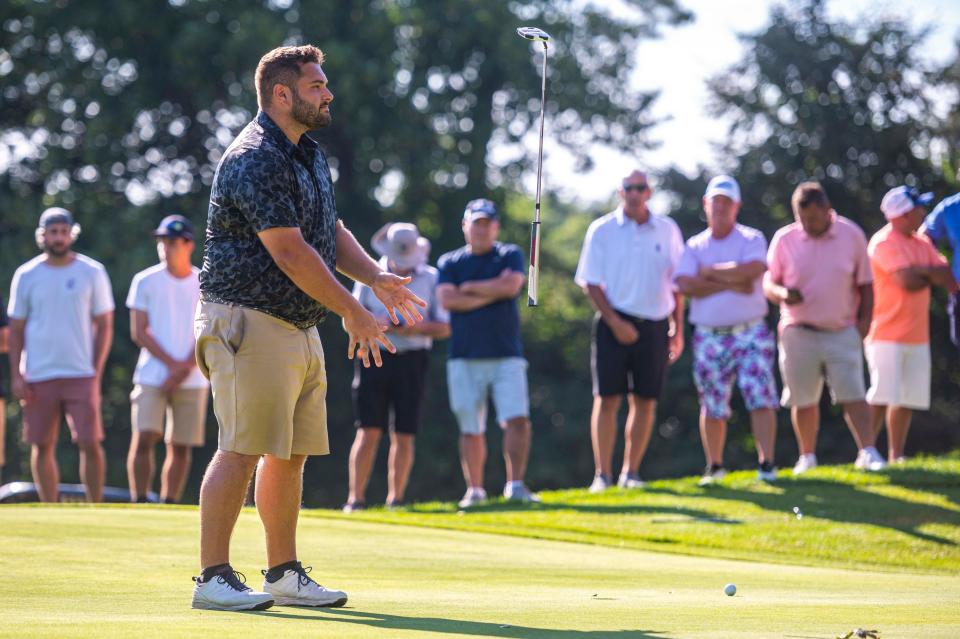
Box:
[502,417,532,484]
[591,395,621,477]
[749,407,777,464]
[886,406,913,461]
[791,404,819,456]
[387,432,415,504]
[199,450,258,570]
[869,403,887,438]
[127,431,161,501]
[700,411,727,467]
[622,395,656,476]
[347,428,381,504]
[161,443,192,503]
[256,454,307,568]
[841,400,876,449]
[78,442,105,503]
[31,443,60,503]
[459,433,486,490]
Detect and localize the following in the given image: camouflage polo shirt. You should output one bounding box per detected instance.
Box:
[200,111,338,328]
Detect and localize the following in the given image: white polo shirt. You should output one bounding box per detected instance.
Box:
[575,207,684,320]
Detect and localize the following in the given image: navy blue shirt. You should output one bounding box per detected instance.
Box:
[200,111,339,328]
[437,242,524,359]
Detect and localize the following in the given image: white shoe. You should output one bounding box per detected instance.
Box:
[588,475,611,493]
[792,454,818,475]
[892,456,908,465]
[504,482,541,503]
[191,568,274,611]
[617,473,646,489]
[698,465,727,487]
[457,487,488,509]
[854,447,887,471]
[757,462,777,482]
[262,563,347,608]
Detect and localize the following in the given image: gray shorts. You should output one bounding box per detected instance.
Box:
[446,357,529,434]
[778,324,866,407]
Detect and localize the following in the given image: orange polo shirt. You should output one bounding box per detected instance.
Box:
[867,224,948,344]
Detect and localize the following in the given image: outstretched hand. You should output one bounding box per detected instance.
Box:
[371,272,427,326]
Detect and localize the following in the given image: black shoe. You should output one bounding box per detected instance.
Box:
[342,501,365,513]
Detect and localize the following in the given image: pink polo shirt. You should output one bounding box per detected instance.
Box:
[765,213,873,331]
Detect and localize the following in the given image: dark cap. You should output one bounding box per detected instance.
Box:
[38,207,74,228]
[462,198,498,221]
[152,214,194,240]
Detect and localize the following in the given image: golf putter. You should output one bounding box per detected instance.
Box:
[516,26,551,307]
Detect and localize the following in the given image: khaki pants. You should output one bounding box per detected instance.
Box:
[195,301,329,459]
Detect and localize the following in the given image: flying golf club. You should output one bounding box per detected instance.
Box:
[516,26,551,307]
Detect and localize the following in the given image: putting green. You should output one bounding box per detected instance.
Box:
[0,505,957,638]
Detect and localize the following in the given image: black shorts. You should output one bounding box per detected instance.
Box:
[352,349,429,435]
[591,311,669,398]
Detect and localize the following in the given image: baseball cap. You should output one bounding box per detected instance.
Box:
[38,207,75,228]
[152,214,194,240]
[462,198,499,221]
[704,175,741,203]
[880,186,934,220]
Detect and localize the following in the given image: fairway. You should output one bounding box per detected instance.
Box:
[1,505,958,638]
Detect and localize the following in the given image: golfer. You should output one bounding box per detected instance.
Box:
[190,44,425,612]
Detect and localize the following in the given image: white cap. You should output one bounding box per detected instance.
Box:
[880,186,933,220]
[371,222,430,270]
[704,175,741,203]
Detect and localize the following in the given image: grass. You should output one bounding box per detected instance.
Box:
[329,454,960,573]
[1,504,959,638]
[1,455,958,637]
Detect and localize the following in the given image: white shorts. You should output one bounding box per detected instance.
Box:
[864,341,931,410]
[447,357,529,434]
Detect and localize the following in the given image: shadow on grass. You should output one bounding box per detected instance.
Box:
[402,500,741,525]
[250,607,669,638]
[646,468,960,546]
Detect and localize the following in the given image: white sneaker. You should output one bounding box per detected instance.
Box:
[617,473,646,489]
[757,462,777,482]
[792,454,818,475]
[854,446,887,471]
[191,568,274,611]
[457,487,488,509]
[503,482,541,503]
[698,465,727,487]
[588,475,612,493]
[892,456,908,465]
[262,563,347,608]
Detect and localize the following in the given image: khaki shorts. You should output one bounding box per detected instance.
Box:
[130,384,209,447]
[865,341,931,410]
[195,301,329,459]
[778,324,866,407]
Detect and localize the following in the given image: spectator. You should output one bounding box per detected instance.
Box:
[922,187,960,348]
[0,295,8,482]
[7,207,114,502]
[574,170,685,492]
[437,198,538,508]
[866,186,957,462]
[126,215,209,504]
[674,176,779,485]
[763,182,885,474]
[344,223,450,512]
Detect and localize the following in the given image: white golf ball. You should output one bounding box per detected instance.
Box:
[724,583,737,596]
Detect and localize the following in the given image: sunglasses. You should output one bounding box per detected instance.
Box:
[623,184,649,193]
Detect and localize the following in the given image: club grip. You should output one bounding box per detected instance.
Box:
[527,220,541,307]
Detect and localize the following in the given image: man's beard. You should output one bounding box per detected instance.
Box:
[44,242,70,257]
[291,89,331,129]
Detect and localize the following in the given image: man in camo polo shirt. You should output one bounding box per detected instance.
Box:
[190,45,425,612]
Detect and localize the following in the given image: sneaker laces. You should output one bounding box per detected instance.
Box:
[292,563,319,592]
[195,569,250,592]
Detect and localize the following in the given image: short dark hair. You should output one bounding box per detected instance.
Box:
[255,45,325,109]
[791,181,830,212]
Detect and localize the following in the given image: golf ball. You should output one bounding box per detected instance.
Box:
[724,583,737,596]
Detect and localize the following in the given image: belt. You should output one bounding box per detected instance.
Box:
[697,318,763,336]
[795,323,843,333]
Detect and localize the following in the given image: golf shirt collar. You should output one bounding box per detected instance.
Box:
[256,110,319,162]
